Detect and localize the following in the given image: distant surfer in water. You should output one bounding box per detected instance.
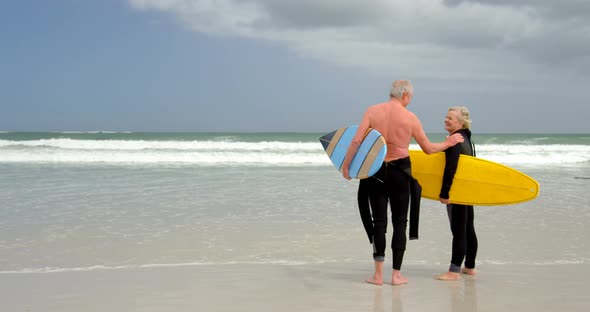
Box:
[342,80,464,286]
[435,106,479,281]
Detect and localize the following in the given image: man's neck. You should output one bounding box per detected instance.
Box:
[389,97,405,107]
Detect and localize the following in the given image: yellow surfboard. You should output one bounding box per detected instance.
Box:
[409,150,539,206]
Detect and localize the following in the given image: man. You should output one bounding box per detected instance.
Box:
[342,80,464,286]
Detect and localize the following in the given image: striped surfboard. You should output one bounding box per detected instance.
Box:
[319,125,387,179]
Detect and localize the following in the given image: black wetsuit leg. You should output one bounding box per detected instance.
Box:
[367,166,388,262]
[367,161,410,269]
[447,204,478,271]
[464,205,478,269]
[357,178,374,244]
[386,164,410,270]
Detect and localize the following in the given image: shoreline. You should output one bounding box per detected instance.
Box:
[1,262,587,312]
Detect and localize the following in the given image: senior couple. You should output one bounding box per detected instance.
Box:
[342,80,478,285]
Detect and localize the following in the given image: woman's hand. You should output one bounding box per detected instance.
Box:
[439,197,450,204]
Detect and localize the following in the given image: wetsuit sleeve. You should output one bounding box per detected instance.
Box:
[357,179,374,243]
[439,138,462,199]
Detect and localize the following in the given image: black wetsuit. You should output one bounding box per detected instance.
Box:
[360,157,413,270]
[440,128,478,272]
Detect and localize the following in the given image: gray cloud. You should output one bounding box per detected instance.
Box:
[129,0,590,83]
[257,1,390,28]
[444,0,590,17]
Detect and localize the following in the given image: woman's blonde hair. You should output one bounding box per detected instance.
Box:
[448,106,472,129]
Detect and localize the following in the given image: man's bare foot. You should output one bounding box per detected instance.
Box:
[366,276,383,285]
[391,271,408,286]
[434,271,460,281]
[366,261,384,285]
[461,268,477,275]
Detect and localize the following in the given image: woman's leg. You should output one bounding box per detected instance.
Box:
[449,204,468,272]
[464,205,478,271]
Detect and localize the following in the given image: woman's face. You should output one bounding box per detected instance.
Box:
[445,110,464,134]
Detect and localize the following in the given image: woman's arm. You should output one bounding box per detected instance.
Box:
[439,134,464,202]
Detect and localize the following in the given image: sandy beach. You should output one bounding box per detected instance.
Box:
[2,262,588,311]
[2,132,589,311]
[3,0,590,308]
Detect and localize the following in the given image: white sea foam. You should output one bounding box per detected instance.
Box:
[0,260,311,274]
[0,258,584,274]
[474,144,590,165]
[0,139,320,151]
[0,139,588,166]
[413,143,590,165]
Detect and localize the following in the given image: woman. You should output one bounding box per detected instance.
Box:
[435,106,478,281]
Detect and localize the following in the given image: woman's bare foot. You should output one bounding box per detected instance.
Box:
[461,268,477,275]
[434,271,460,281]
[366,276,383,285]
[391,270,408,286]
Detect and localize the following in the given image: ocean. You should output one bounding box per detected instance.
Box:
[1,131,589,274]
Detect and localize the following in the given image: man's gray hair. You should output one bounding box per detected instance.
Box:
[389,80,413,99]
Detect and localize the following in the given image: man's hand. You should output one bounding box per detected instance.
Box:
[342,168,351,180]
[447,133,464,145]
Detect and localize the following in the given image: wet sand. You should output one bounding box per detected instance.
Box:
[1,262,588,311]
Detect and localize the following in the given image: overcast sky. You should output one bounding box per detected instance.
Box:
[1,0,589,133]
